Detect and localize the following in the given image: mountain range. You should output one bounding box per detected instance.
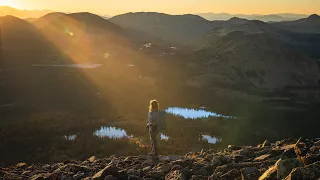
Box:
[1,10,320,104]
[0,6,52,18]
[196,13,309,22]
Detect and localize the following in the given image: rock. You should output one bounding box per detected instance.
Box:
[276,141,282,146]
[171,159,193,167]
[269,149,284,158]
[143,166,152,174]
[254,154,270,162]
[165,170,186,180]
[171,164,184,171]
[241,167,261,180]
[277,158,303,179]
[211,156,221,166]
[127,168,140,177]
[16,162,27,168]
[220,169,241,180]
[228,145,242,151]
[30,173,52,180]
[314,140,320,146]
[88,156,96,163]
[206,154,214,159]
[73,172,85,179]
[306,162,320,178]
[148,170,164,179]
[117,169,128,179]
[233,155,246,163]
[142,159,156,167]
[262,140,272,147]
[92,164,118,180]
[238,148,255,158]
[218,154,232,163]
[283,148,296,158]
[189,175,208,180]
[259,159,280,180]
[128,175,142,180]
[104,175,119,180]
[190,167,209,176]
[54,164,92,173]
[284,167,315,180]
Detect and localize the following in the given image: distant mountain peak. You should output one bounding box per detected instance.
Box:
[227,17,249,25]
[229,17,247,21]
[308,14,320,19]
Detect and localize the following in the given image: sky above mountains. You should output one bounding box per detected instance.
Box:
[0,0,319,16]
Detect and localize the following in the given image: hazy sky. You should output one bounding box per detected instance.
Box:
[1,0,319,16]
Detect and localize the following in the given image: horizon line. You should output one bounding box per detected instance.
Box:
[0,5,317,17]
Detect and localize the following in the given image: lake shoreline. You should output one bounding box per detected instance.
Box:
[1,138,319,179]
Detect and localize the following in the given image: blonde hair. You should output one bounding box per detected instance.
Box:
[149,99,159,112]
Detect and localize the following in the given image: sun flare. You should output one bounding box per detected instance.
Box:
[0,0,22,9]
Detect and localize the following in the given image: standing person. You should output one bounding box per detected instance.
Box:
[147,100,160,156]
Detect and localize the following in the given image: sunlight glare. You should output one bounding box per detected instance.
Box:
[104,52,110,59]
[0,0,20,8]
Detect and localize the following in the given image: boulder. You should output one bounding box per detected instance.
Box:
[277,159,303,179]
[262,140,272,147]
[228,145,242,151]
[241,167,261,180]
[259,159,280,180]
[128,175,142,180]
[127,168,140,177]
[88,156,96,163]
[16,162,27,168]
[211,156,221,166]
[92,164,118,180]
[254,154,270,162]
[284,167,315,180]
[313,140,320,147]
[54,164,92,173]
[165,170,186,180]
[233,155,246,163]
[189,175,208,180]
[219,169,241,180]
[143,166,152,174]
[148,170,164,179]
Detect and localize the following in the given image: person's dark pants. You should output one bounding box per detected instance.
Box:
[149,128,159,155]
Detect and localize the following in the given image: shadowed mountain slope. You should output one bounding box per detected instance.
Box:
[110,12,216,45]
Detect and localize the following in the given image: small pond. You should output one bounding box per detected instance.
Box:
[166,107,233,119]
[93,126,132,139]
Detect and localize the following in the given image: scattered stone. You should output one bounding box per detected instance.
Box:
[88,156,96,163]
[284,167,315,180]
[16,162,27,168]
[189,175,208,180]
[143,166,152,174]
[165,170,186,180]
[128,175,142,180]
[241,167,261,180]
[220,169,241,179]
[254,154,270,162]
[277,158,303,179]
[233,155,246,163]
[228,145,242,151]
[92,164,118,180]
[262,140,272,147]
[127,168,140,177]
[1,138,319,180]
[259,159,280,180]
[211,156,221,166]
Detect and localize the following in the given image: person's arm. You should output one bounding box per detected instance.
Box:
[146,112,151,128]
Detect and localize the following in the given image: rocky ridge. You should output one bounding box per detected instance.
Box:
[1,138,319,180]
